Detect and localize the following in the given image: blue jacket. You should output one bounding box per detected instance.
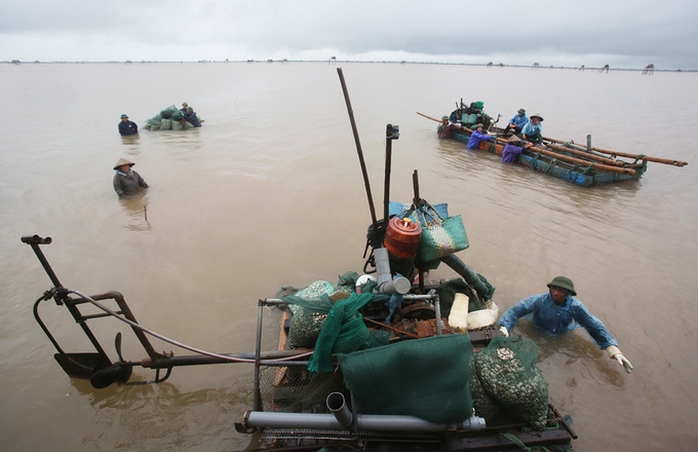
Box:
[521,121,542,136]
[466,130,493,149]
[509,114,529,128]
[498,291,618,349]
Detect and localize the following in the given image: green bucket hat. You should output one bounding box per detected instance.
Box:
[517,108,526,115]
[547,276,576,296]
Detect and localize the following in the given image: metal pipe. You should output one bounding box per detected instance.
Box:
[384,132,393,224]
[337,67,378,227]
[434,297,443,336]
[253,299,264,411]
[378,276,411,295]
[326,392,353,428]
[242,410,486,433]
[21,235,63,292]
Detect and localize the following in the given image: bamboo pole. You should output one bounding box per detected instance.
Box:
[417,112,441,122]
[520,144,636,175]
[542,135,687,167]
[542,142,629,167]
[418,111,686,167]
[420,112,634,174]
[339,68,378,228]
[466,127,637,175]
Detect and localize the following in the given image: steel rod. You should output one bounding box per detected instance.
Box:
[337,67,378,226]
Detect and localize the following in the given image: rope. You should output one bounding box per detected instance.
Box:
[544,159,557,175]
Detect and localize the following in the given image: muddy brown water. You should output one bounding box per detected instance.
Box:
[1,62,697,450]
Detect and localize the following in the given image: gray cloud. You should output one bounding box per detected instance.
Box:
[1,0,696,69]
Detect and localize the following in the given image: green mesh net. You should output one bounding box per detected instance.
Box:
[282,280,364,350]
[337,334,474,423]
[305,292,389,373]
[473,335,549,429]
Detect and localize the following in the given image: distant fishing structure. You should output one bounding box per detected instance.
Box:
[600,64,609,73]
[531,62,540,69]
[579,65,585,71]
[642,64,655,75]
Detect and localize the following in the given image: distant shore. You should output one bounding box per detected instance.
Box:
[2,59,694,72]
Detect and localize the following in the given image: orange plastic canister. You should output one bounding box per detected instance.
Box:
[384,217,422,258]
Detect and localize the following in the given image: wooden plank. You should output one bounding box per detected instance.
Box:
[441,429,573,451]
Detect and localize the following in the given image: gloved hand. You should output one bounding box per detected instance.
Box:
[606,345,633,373]
[499,325,509,337]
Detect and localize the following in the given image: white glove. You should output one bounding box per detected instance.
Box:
[499,326,509,337]
[606,345,633,373]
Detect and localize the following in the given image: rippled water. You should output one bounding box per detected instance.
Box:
[1,62,697,451]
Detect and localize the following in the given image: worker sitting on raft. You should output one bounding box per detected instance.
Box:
[498,276,634,373]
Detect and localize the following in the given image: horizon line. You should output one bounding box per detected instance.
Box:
[3,59,695,72]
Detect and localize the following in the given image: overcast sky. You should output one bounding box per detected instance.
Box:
[1,0,696,70]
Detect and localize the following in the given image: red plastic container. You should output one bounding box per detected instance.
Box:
[384,217,422,258]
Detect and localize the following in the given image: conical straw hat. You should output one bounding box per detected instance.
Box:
[113,158,135,170]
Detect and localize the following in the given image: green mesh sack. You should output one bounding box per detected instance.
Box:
[144,117,161,130]
[306,292,389,373]
[283,281,358,349]
[475,335,549,429]
[160,105,178,119]
[469,354,502,420]
[171,119,193,130]
[337,334,474,423]
[287,304,329,349]
[284,281,336,349]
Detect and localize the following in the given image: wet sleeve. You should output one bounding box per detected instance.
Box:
[573,302,618,349]
[498,295,537,331]
[135,172,148,188]
[113,175,125,197]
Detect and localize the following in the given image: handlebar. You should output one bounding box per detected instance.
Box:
[21,235,52,245]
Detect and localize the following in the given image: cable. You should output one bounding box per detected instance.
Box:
[68,289,313,364]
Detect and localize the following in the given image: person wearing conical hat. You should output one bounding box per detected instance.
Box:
[113,158,148,198]
[501,134,525,163]
[497,276,634,374]
[118,114,139,136]
[503,108,529,136]
[521,113,544,144]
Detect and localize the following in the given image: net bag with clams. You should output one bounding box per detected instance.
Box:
[474,335,549,429]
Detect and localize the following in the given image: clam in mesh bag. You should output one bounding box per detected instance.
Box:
[474,335,549,429]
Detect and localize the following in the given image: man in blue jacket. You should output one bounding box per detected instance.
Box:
[521,113,543,144]
[503,108,529,136]
[498,276,634,373]
[466,123,496,150]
